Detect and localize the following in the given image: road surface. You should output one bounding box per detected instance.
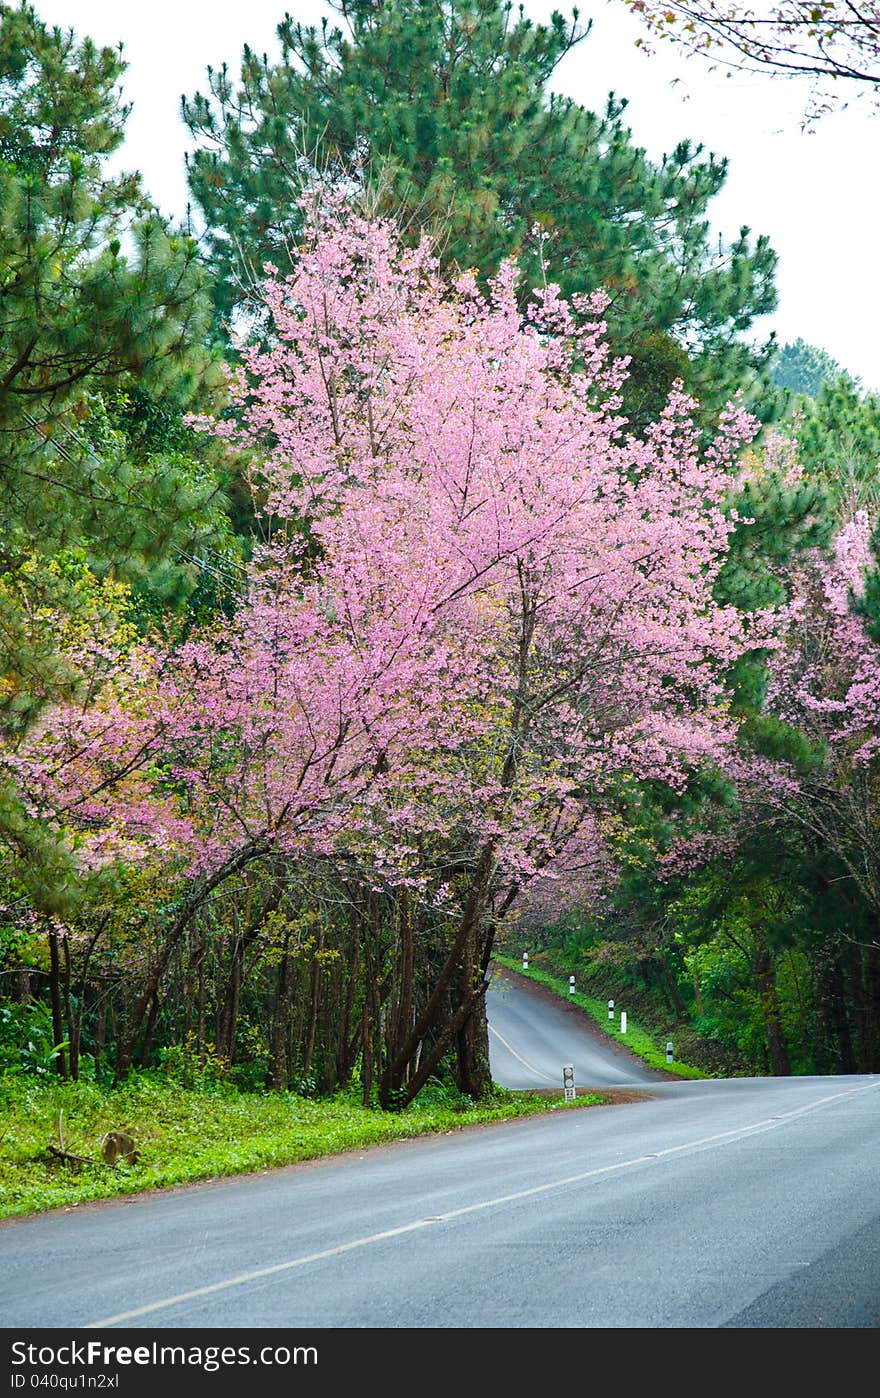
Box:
[1,973,879,1329]
[487,965,661,1089]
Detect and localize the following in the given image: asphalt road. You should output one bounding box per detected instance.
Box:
[487,965,662,1089]
[2,975,879,1330]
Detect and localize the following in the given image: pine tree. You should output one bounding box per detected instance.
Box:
[0,3,232,695]
[792,377,880,513]
[182,0,777,425]
[770,339,845,399]
[0,5,220,434]
[0,3,232,911]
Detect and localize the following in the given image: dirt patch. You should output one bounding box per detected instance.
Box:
[526,1087,656,1105]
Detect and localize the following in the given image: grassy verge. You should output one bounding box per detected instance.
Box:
[0,1074,603,1221]
[492,954,707,1079]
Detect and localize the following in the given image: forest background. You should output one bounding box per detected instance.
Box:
[2,0,880,1211]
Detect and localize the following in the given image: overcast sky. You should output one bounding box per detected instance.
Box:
[36,0,880,391]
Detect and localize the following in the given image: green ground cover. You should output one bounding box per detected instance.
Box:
[0,1074,602,1220]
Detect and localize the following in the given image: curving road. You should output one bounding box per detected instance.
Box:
[487,965,661,1090]
[1,973,879,1330]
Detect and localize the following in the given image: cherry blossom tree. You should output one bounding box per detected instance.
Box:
[182,198,758,1099]
[7,198,764,1099]
[762,512,880,908]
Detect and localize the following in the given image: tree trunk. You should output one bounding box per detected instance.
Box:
[196,927,207,1059]
[866,940,880,1074]
[829,952,858,1073]
[389,841,496,1098]
[755,942,791,1076]
[268,937,294,1090]
[95,988,107,1064]
[137,991,161,1069]
[46,926,68,1080]
[335,906,361,1088]
[658,955,686,1017]
[301,931,324,1080]
[849,940,880,1074]
[380,889,416,1104]
[454,987,491,1098]
[114,839,271,1080]
[403,981,489,1106]
[691,965,705,1018]
[453,900,492,1099]
[60,931,78,1081]
[394,889,414,1077]
[69,918,107,1081]
[361,1005,373,1108]
[216,932,243,1064]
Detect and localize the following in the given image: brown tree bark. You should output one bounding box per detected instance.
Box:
[46,926,68,1080]
[60,930,78,1081]
[755,942,791,1076]
[94,985,107,1064]
[453,900,492,1099]
[216,930,243,1064]
[301,921,325,1079]
[850,940,880,1074]
[829,952,858,1073]
[403,980,489,1106]
[114,838,271,1080]
[334,905,361,1088]
[454,985,491,1098]
[268,936,295,1090]
[136,991,161,1068]
[866,940,880,1074]
[658,955,686,1017]
[388,841,496,1099]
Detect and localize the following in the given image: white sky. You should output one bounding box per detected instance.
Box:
[36,0,880,391]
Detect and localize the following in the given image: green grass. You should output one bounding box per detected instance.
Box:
[492,955,707,1079]
[0,1073,604,1220]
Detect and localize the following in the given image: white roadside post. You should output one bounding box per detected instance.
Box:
[562,1064,575,1102]
[666,1041,674,1065]
[607,998,614,1021]
[522,951,529,971]
[569,975,575,996]
[620,1010,627,1035]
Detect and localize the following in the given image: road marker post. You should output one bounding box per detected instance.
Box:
[666,1041,674,1065]
[569,975,575,996]
[620,1011,627,1035]
[562,1064,575,1102]
[522,951,529,971]
[608,998,614,1020]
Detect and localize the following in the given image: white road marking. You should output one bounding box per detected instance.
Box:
[487,1022,558,1085]
[85,1077,880,1328]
